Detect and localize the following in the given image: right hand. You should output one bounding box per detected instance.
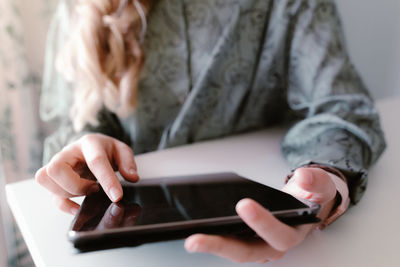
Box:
[35,133,139,215]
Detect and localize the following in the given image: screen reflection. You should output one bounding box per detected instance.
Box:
[72,173,309,233]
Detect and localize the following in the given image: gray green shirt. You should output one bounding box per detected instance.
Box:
[41,0,386,204]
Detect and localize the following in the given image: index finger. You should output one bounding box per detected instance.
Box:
[81,140,123,202]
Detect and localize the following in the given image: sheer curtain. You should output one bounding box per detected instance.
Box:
[0,0,57,266]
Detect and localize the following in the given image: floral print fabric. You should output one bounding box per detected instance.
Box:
[42,0,386,205]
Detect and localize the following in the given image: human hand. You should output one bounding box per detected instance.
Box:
[184,167,339,263]
[35,133,138,215]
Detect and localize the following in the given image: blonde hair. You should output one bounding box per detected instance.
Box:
[57,0,151,131]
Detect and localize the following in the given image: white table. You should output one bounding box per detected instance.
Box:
[6,98,400,267]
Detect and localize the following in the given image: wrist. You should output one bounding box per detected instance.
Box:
[321,172,350,228]
[285,164,350,228]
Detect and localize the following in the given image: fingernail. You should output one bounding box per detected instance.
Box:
[237,199,257,221]
[128,167,137,175]
[186,241,199,253]
[71,207,79,215]
[110,187,121,202]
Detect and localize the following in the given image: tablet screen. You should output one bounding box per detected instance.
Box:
[72,173,310,232]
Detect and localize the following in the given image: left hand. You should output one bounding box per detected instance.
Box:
[184,167,338,263]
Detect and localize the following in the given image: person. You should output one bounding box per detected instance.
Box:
[35,0,386,263]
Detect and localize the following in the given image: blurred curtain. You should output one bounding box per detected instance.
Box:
[0,0,57,266]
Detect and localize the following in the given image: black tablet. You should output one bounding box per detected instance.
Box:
[68,172,320,252]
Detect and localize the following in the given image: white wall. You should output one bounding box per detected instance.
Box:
[336,0,400,100]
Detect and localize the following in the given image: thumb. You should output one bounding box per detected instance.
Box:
[283,167,336,205]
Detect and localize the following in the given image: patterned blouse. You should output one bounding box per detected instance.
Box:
[40,0,386,204]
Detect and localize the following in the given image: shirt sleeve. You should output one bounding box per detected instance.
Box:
[40,0,130,164]
[281,0,386,204]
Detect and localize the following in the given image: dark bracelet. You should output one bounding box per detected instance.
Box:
[331,191,342,214]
